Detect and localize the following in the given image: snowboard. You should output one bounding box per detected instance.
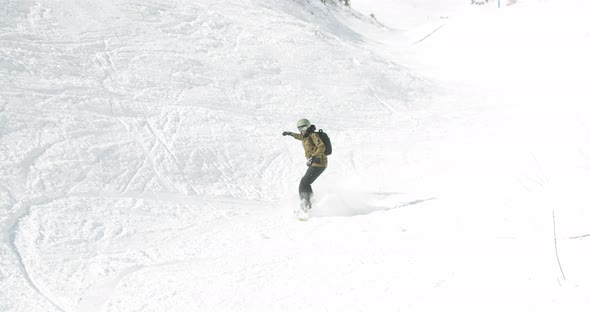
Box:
[295,199,311,221]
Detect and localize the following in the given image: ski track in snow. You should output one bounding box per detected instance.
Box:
[3,197,66,312]
[1,0,590,311]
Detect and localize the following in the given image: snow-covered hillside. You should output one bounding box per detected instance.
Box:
[1,0,590,311]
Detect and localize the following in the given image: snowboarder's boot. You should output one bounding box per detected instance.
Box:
[300,192,312,211]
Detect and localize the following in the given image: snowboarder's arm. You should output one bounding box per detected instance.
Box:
[282,131,303,140]
[291,133,303,141]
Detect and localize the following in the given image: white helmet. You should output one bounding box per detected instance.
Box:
[297,118,311,128]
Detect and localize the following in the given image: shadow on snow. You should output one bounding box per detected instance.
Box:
[311,193,436,218]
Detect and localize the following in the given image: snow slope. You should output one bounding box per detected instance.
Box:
[1,0,590,311]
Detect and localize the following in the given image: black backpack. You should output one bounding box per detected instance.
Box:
[316,129,332,155]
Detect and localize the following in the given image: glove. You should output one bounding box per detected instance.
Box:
[306,156,319,167]
[282,131,292,136]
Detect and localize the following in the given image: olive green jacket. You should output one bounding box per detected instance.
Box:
[292,132,328,168]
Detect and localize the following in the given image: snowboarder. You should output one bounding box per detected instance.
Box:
[282,118,328,211]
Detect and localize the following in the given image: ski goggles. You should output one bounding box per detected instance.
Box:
[297,125,308,131]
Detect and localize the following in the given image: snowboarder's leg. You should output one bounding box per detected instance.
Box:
[299,166,325,209]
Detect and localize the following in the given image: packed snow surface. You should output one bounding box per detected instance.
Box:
[1,0,590,311]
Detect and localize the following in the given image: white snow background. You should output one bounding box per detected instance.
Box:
[1,0,590,311]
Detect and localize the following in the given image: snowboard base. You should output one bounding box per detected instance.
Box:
[295,209,310,221]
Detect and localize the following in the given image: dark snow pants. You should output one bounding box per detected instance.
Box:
[299,166,326,202]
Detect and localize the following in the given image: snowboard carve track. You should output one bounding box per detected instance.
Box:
[5,199,66,312]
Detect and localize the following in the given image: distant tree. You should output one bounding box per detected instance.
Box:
[322,0,350,7]
[370,13,376,20]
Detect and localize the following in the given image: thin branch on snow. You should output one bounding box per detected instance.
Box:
[553,210,567,282]
[413,24,446,45]
[569,234,590,240]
